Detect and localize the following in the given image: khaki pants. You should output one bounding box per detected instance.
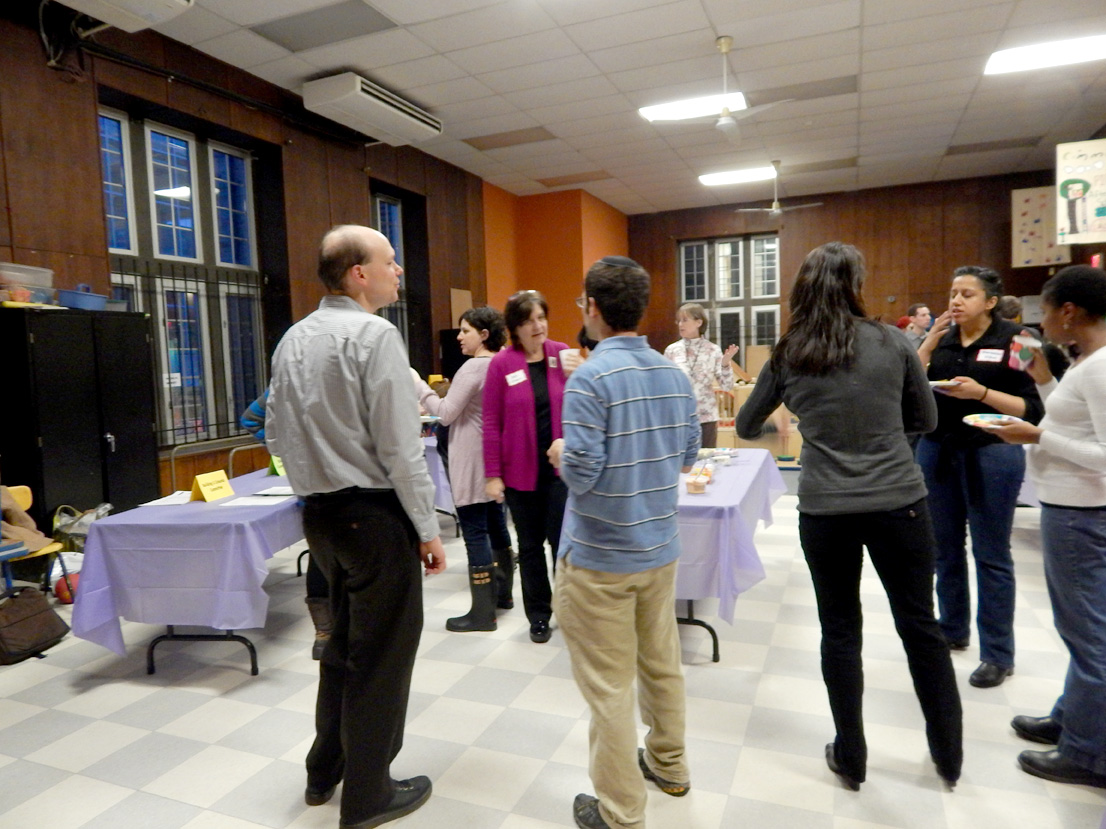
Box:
[554,558,688,828]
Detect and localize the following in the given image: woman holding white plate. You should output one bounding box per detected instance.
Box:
[987,265,1106,789]
[916,266,1043,689]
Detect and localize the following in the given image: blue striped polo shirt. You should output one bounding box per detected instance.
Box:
[557,335,700,573]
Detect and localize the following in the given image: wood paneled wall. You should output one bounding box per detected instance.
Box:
[0,14,486,493]
[629,171,1105,352]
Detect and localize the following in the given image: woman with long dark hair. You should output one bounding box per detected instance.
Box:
[916,266,1044,688]
[415,306,514,632]
[737,242,962,791]
[988,265,1106,788]
[483,290,570,644]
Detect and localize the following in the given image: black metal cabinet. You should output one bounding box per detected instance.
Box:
[1,307,159,529]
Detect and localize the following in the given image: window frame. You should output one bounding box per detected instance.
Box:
[750,234,780,299]
[217,279,266,430]
[680,240,708,303]
[208,141,258,270]
[751,304,781,347]
[144,121,204,264]
[714,238,744,301]
[99,107,139,255]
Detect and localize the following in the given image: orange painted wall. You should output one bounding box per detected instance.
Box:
[482,181,519,312]
[517,190,585,345]
[482,187,630,346]
[581,190,629,270]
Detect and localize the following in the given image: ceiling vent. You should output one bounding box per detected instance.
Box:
[302,72,443,147]
[54,0,193,32]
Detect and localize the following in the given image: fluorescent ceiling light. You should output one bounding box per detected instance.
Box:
[699,165,776,187]
[154,186,191,199]
[984,34,1106,75]
[639,92,747,122]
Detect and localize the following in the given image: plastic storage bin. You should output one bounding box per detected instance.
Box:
[0,263,53,288]
[57,284,108,311]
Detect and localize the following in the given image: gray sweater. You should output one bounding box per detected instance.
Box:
[736,321,936,515]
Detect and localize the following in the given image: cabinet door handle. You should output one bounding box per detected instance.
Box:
[105,432,117,453]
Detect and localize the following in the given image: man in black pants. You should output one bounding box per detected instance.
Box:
[267,224,446,829]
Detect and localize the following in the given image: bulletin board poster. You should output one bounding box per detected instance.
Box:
[1056,139,1106,245]
[1012,186,1070,268]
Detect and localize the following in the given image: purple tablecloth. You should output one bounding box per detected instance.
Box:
[423,436,456,516]
[675,449,787,624]
[72,470,304,655]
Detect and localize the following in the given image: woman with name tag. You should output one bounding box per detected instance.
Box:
[483,290,570,644]
[663,303,738,449]
[987,265,1106,789]
[916,266,1044,688]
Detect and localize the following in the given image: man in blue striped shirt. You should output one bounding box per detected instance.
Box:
[549,256,700,829]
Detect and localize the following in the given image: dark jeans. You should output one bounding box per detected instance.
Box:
[455,500,512,567]
[1042,505,1106,774]
[302,489,423,825]
[505,478,568,624]
[917,438,1023,668]
[799,499,962,782]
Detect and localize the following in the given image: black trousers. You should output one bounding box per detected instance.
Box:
[302,488,423,824]
[505,478,568,624]
[798,499,962,782]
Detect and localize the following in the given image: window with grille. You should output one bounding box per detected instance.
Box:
[97,115,265,447]
[678,235,780,366]
[373,192,408,346]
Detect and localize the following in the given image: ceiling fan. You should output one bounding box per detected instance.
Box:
[641,35,788,143]
[735,161,823,217]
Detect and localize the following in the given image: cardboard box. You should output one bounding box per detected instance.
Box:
[730,383,803,460]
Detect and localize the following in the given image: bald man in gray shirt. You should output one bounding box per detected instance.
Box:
[267,224,445,829]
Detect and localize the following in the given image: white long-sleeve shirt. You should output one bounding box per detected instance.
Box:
[1027,347,1106,508]
[266,295,438,541]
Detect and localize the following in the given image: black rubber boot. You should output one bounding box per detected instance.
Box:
[305,597,332,660]
[446,566,497,632]
[493,547,515,610]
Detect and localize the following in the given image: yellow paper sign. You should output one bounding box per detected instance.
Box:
[268,455,286,476]
[190,470,235,501]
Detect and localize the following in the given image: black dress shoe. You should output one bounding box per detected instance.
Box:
[1012,715,1062,745]
[572,793,613,829]
[825,743,861,791]
[930,754,959,789]
[946,637,970,651]
[1018,750,1106,789]
[305,783,337,806]
[530,619,551,643]
[969,661,1013,688]
[339,776,432,828]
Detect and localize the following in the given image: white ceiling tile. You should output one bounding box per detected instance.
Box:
[1007,0,1106,30]
[863,33,999,74]
[296,29,435,71]
[588,29,716,74]
[367,0,506,26]
[435,96,520,126]
[249,55,318,88]
[860,94,973,122]
[404,77,498,109]
[861,77,980,108]
[486,140,577,162]
[731,30,860,76]
[446,30,580,75]
[477,54,601,95]
[369,55,468,89]
[193,29,291,68]
[526,94,636,126]
[502,75,619,108]
[407,0,557,52]
[578,137,673,162]
[996,15,1106,50]
[863,6,1011,52]
[563,0,712,53]
[861,58,984,91]
[563,120,661,146]
[861,0,1012,26]
[608,55,720,95]
[198,0,339,27]
[934,147,1035,179]
[740,54,860,91]
[154,5,238,44]
[717,1,861,50]
[449,113,541,140]
[541,0,678,26]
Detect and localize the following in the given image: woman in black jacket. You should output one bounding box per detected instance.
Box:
[737,242,961,792]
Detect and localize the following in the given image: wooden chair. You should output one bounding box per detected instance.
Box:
[2,486,64,593]
[714,389,736,427]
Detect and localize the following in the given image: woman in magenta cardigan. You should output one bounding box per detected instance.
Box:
[483,290,570,643]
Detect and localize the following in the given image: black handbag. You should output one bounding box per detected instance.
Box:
[0,587,70,664]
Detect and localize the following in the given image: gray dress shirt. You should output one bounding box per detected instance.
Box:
[266,294,438,542]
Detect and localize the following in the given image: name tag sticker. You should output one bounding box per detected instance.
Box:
[191,470,234,501]
[977,348,1004,363]
[505,369,527,386]
[548,356,558,368]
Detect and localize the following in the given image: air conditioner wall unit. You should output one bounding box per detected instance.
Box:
[302,72,443,147]
[55,0,194,32]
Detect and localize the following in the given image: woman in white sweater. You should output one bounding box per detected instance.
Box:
[990,265,1106,789]
[416,307,513,632]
